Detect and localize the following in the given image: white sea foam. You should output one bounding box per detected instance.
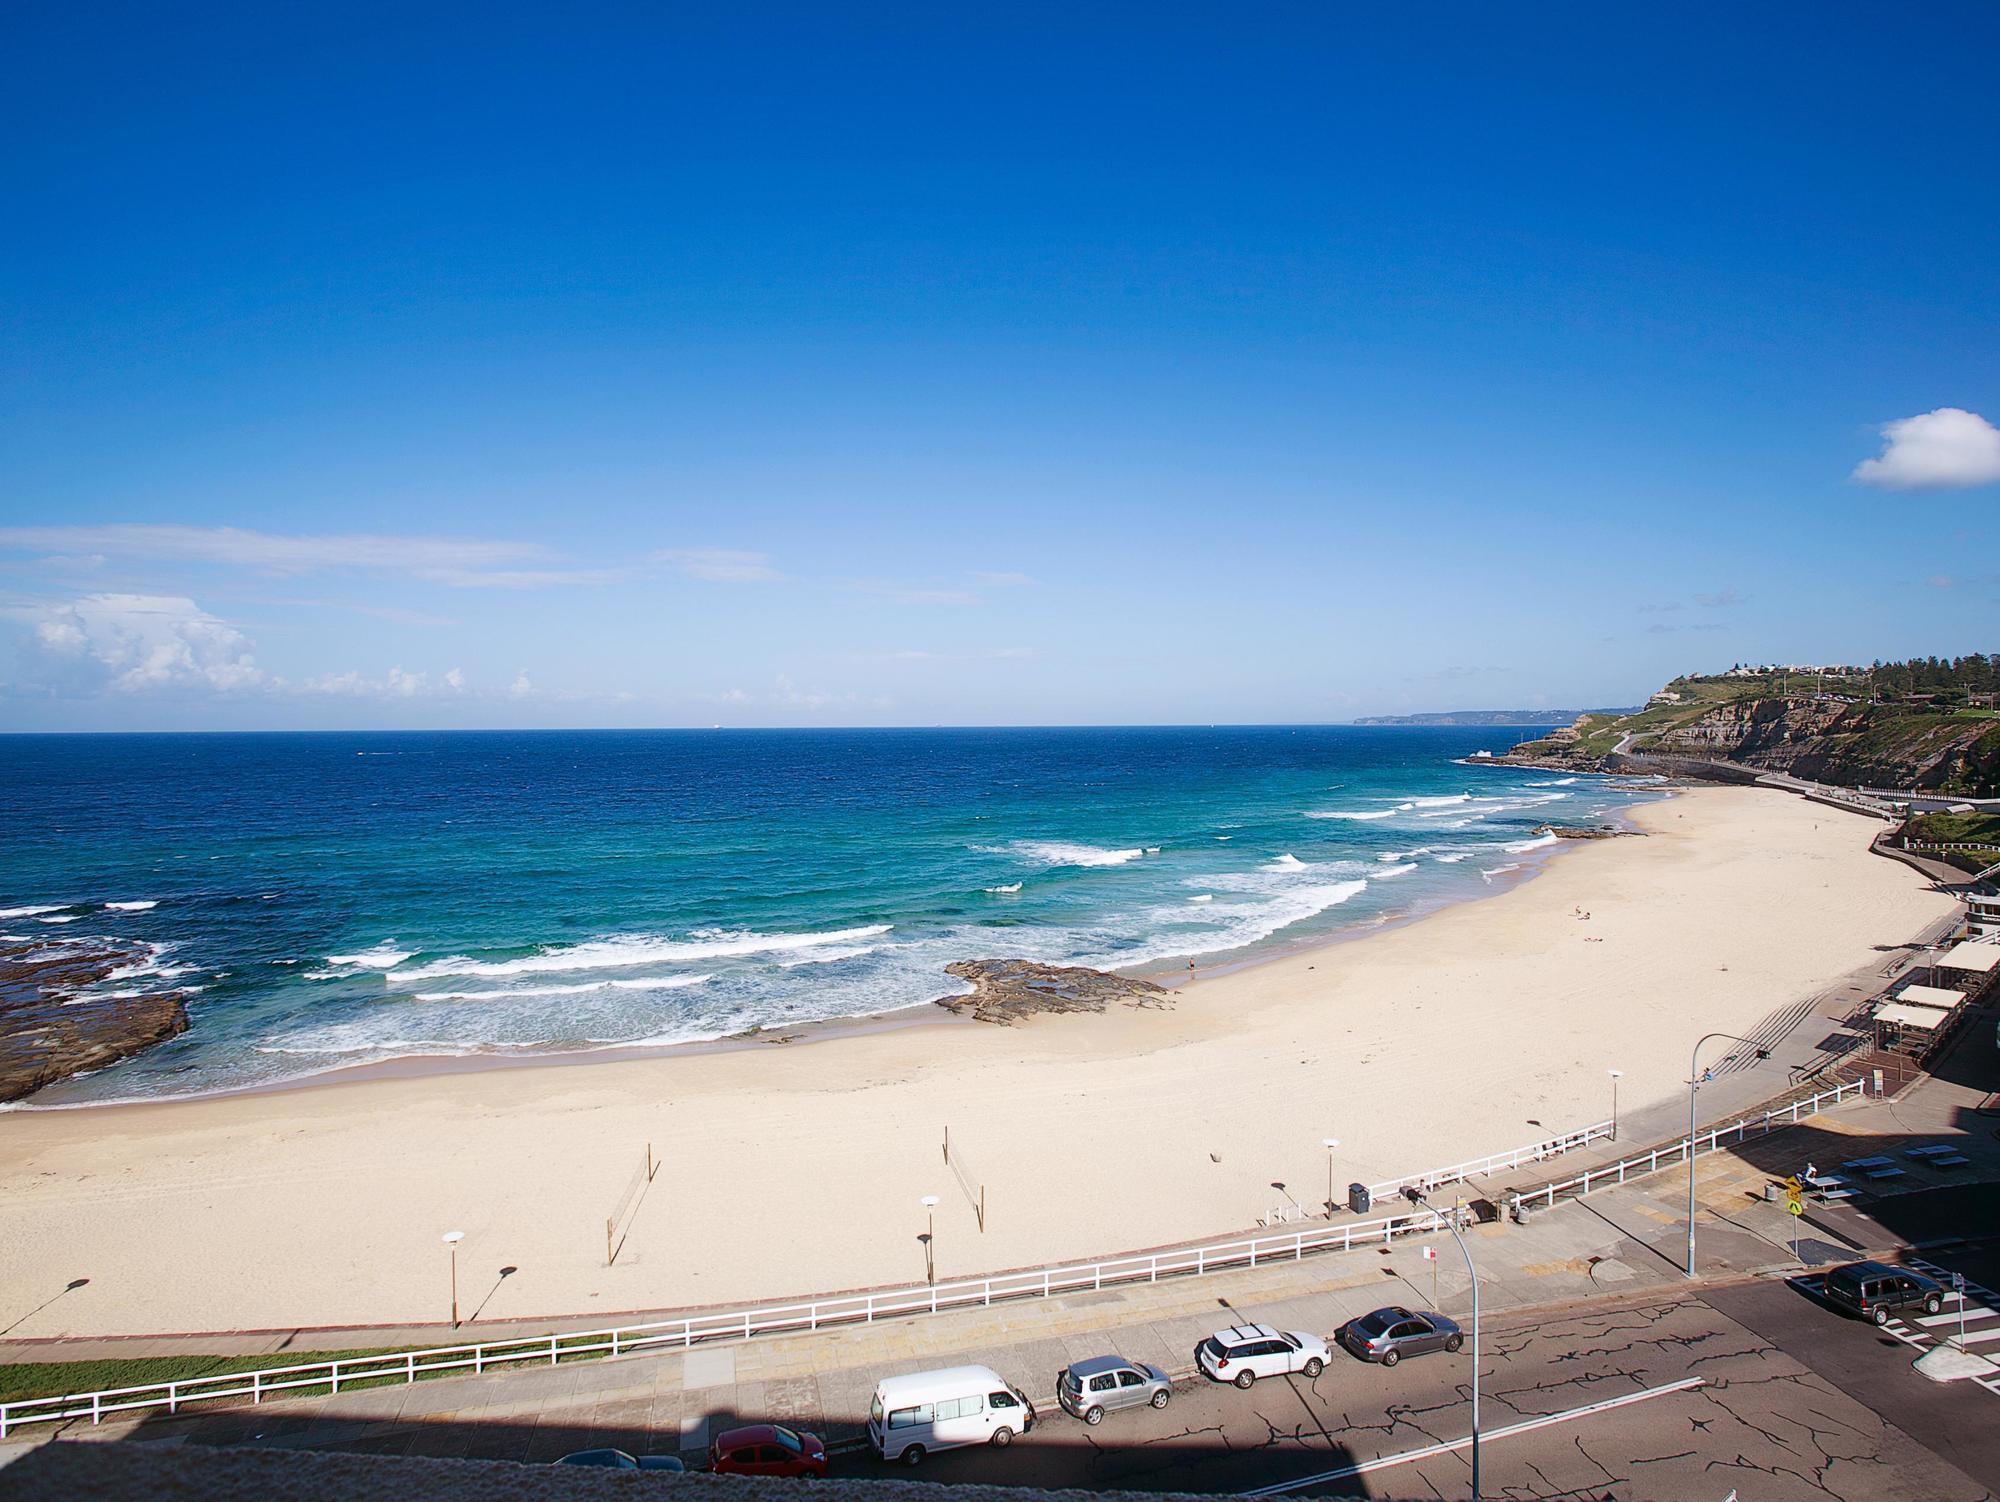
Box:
[0,905,64,919]
[327,942,414,970]
[99,949,189,986]
[1120,875,1369,967]
[1187,894,1214,903]
[1305,808,1398,821]
[303,969,341,981]
[1503,833,1560,854]
[996,841,1146,868]
[1408,793,1474,807]
[256,1037,554,1057]
[1374,862,1418,878]
[1435,852,1472,863]
[400,925,893,980]
[412,974,713,1001]
[37,914,82,924]
[1268,853,1307,868]
[1480,863,1524,883]
[777,945,880,968]
[1526,777,1578,787]
[1215,835,1232,841]
[984,882,1023,894]
[105,900,159,912]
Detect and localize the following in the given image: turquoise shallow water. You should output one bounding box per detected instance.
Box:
[0,727,1664,1103]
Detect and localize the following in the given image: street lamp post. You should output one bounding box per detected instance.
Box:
[1403,1187,1480,1500]
[441,1230,464,1327]
[1685,1034,1769,1277]
[1322,1137,1341,1218]
[920,1195,940,1284]
[1608,1070,1623,1141]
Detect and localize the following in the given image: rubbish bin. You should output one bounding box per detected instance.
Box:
[1348,1182,1372,1215]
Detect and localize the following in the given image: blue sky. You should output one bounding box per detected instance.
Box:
[2,3,1995,730]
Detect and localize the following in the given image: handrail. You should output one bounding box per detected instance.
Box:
[1505,1079,1867,1216]
[1367,1120,1613,1201]
[0,1088,1857,1441]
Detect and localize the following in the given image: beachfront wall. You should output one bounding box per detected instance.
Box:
[0,1081,1866,1442]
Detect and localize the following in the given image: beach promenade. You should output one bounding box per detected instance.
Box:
[8,1048,1998,1498]
[0,788,1963,1342]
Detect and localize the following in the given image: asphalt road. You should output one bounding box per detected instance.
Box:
[838,1281,1997,1499]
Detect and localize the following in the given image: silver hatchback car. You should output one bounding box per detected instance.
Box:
[1056,1355,1172,1424]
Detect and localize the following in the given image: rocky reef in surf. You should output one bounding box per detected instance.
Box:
[0,940,191,1102]
[933,958,1172,1025]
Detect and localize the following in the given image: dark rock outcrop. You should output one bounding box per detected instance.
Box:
[0,940,190,1102]
[933,959,1171,1025]
[1534,824,1643,840]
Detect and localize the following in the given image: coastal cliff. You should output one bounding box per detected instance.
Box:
[1503,658,2000,795]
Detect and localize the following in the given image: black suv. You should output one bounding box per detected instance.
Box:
[1822,1261,1945,1325]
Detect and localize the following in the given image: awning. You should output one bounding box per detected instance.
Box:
[1933,944,2000,974]
[1875,1002,1945,1029]
[1894,983,1965,1010]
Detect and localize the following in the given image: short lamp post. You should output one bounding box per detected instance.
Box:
[1403,1187,1480,1499]
[1608,1069,1623,1142]
[1685,1034,1769,1277]
[1322,1137,1341,1218]
[441,1230,465,1328]
[920,1195,940,1284]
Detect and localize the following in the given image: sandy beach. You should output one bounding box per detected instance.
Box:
[0,786,1957,1340]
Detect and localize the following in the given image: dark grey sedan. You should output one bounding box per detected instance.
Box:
[1056,1355,1172,1424]
[1337,1306,1463,1366]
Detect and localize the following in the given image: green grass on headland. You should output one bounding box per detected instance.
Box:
[1905,810,2000,847]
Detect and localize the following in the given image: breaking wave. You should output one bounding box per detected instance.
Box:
[993,841,1147,868]
[400,925,894,981]
[412,974,713,1001]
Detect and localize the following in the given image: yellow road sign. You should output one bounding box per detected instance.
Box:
[1786,1196,1805,1216]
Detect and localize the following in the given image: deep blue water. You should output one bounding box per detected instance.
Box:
[0,727,1664,1102]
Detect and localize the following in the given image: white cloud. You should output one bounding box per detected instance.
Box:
[22,594,265,693]
[299,665,468,699]
[1853,407,2000,490]
[509,671,534,698]
[654,548,783,583]
[0,524,533,573]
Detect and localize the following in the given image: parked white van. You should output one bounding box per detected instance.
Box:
[867,1365,1038,1464]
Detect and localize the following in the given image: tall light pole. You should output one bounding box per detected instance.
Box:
[1322,1137,1341,1218]
[441,1230,464,1327]
[1607,1070,1623,1141]
[920,1195,940,1284]
[1685,1034,1769,1277]
[1403,1188,1479,1500]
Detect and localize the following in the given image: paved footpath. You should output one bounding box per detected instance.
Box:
[9,1046,2000,1499]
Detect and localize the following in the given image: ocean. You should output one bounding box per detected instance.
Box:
[0,727,1664,1103]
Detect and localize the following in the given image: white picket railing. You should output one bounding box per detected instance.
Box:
[1508,1078,1868,1214]
[1368,1121,1612,1203]
[0,1083,1863,1441]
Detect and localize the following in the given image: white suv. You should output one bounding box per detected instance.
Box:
[1197,1323,1329,1388]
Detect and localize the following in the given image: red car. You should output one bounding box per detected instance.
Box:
[709,1423,829,1479]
